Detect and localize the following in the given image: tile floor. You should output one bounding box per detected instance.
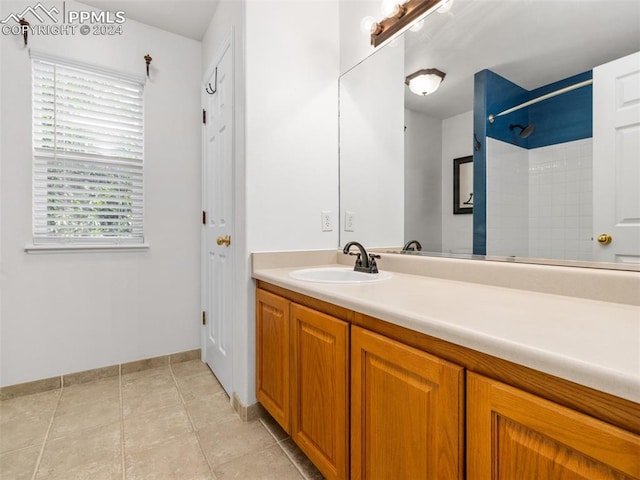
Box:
[0,360,324,479]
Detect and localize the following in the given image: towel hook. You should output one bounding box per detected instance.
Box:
[205,67,218,95]
[19,18,29,46]
[144,54,152,78]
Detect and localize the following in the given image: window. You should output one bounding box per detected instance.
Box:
[31,53,145,246]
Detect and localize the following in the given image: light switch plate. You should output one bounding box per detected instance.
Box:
[345,211,356,232]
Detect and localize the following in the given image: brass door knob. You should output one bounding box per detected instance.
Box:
[216,235,231,247]
[597,233,612,245]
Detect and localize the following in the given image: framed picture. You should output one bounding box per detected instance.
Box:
[453,156,473,215]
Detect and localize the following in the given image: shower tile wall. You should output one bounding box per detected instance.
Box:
[529,138,593,260]
[486,139,529,257]
[486,138,593,261]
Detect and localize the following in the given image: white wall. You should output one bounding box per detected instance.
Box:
[0,1,202,386]
[441,110,473,253]
[245,0,340,253]
[404,108,442,251]
[339,39,404,248]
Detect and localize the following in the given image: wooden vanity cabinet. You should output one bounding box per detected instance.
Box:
[255,288,350,480]
[351,326,464,480]
[257,282,640,480]
[256,288,291,432]
[291,304,349,480]
[467,373,640,480]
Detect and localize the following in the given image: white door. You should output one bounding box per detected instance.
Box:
[202,36,234,395]
[593,51,640,263]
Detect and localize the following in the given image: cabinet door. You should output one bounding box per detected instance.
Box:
[291,304,349,480]
[255,289,291,433]
[351,326,464,480]
[467,372,640,480]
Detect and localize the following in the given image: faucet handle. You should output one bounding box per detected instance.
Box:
[368,253,380,273]
[349,252,363,266]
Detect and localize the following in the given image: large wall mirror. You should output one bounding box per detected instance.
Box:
[339,0,640,270]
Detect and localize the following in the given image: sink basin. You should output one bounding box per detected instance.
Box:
[289,267,392,284]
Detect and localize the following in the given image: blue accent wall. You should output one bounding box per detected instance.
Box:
[485,70,592,149]
[528,71,592,148]
[472,69,593,255]
[472,71,489,255]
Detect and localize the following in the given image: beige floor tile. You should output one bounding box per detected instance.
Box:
[197,417,278,468]
[185,391,237,431]
[121,366,173,389]
[279,439,325,480]
[0,390,59,424]
[49,397,120,439]
[0,445,40,480]
[177,371,224,400]
[214,444,304,480]
[170,360,211,379]
[125,432,212,480]
[0,414,51,454]
[124,403,192,451]
[35,422,121,480]
[122,384,182,418]
[57,377,120,410]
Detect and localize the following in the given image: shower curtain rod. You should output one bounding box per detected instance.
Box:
[487,78,593,123]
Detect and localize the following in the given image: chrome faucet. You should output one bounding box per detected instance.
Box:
[343,241,380,274]
[401,240,422,252]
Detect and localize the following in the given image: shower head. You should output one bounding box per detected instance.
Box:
[509,123,536,138]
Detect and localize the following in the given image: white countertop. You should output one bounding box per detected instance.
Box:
[253,260,640,403]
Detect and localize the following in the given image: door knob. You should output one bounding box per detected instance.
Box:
[597,233,612,245]
[216,235,231,247]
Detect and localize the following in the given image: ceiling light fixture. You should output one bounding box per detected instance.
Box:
[370,0,448,47]
[405,68,446,96]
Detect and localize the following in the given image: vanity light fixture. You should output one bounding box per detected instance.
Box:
[405,68,446,96]
[370,0,448,47]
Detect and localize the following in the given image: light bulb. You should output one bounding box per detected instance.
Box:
[437,0,453,14]
[381,0,401,18]
[360,16,377,34]
[409,19,424,32]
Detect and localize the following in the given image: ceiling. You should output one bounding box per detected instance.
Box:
[402,0,640,119]
[80,0,220,40]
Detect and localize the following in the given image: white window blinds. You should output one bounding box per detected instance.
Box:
[32,54,145,244]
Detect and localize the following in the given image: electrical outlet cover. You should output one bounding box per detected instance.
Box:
[321,210,333,232]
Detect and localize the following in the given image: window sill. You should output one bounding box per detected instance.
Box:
[25,244,150,254]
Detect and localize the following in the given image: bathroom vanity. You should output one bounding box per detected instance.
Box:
[252,251,640,480]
